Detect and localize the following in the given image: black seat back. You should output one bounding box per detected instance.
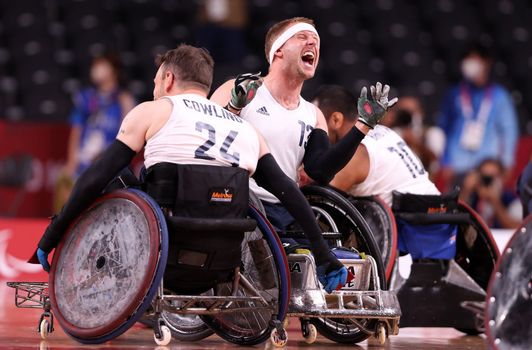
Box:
[392,189,470,225]
[145,162,254,294]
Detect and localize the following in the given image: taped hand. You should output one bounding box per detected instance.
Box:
[357,82,398,128]
[36,248,50,273]
[229,72,263,111]
[317,265,348,293]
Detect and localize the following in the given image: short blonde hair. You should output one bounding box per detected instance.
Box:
[264,17,315,62]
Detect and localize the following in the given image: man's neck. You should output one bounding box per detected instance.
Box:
[264,69,305,110]
[340,121,357,139]
[169,87,208,98]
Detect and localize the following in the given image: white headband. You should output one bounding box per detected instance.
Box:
[268,22,320,64]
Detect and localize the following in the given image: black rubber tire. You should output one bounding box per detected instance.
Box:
[302,185,386,344]
[200,205,290,345]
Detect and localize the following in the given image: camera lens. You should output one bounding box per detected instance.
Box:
[480,174,494,186]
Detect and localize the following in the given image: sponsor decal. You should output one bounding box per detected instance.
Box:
[209,187,234,203]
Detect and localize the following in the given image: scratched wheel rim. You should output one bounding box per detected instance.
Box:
[485,216,532,350]
[49,191,161,340]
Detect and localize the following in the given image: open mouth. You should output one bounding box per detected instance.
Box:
[301,51,315,67]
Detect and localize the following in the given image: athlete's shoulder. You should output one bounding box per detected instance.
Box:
[130,99,172,118]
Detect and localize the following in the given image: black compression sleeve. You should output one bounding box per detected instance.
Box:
[303,127,365,184]
[253,154,343,272]
[38,140,136,252]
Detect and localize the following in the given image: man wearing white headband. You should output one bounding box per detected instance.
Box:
[211,17,397,292]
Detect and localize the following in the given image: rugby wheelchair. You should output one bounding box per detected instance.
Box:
[151,184,401,345]
[349,189,500,334]
[8,163,291,346]
[485,214,532,350]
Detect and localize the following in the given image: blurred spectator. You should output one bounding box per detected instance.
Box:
[55,53,135,211]
[384,95,446,177]
[438,43,518,190]
[196,0,248,63]
[461,158,522,229]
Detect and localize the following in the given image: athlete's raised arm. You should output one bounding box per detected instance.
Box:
[303,83,397,185]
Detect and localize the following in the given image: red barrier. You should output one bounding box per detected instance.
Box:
[0,121,70,217]
[0,218,49,281]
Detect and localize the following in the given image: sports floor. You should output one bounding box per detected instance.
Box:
[0,283,487,350]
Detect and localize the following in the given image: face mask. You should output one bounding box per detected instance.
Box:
[461,58,483,81]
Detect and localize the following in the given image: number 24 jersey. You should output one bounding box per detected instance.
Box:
[144,94,260,175]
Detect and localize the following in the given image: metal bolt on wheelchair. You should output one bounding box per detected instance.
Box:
[7,188,290,346]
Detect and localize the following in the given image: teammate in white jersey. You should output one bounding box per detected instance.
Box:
[33,45,349,292]
[312,85,440,205]
[211,17,397,230]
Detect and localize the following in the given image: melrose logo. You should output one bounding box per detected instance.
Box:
[0,229,42,278]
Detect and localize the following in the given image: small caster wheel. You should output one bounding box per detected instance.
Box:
[303,323,317,344]
[270,328,288,347]
[375,323,386,345]
[154,325,171,346]
[39,319,49,340]
[39,340,49,350]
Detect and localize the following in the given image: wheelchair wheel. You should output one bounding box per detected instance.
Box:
[49,189,168,344]
[200,204,290,345]
[140,289,214,342]
[485,215,532,350]
[456,201,500,290]
[454,201,500,335]
[302,185,386,344]
[145,191,266,342]
[348,196,398,281]
[162,304,213,341]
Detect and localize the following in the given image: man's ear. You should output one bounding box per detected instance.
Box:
[164,71,174,92]
[329,111,345,129]
[274,49,283,61]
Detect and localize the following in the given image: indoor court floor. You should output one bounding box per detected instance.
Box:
[0,283,487,350]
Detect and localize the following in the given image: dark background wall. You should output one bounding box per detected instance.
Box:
[0,0,530,134]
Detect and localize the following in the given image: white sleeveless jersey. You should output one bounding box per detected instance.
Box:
[349,125,440,206]
[241,85,317,203]
[144,94,260,174]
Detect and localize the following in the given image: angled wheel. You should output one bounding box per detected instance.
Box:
[485,215,531,350]
[200,204,290,345]
[348,196,398,281]
[49,189,169,344]
[454,201,500,335]
[302,185,386,344]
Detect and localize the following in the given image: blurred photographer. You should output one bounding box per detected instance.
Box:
[461,158,522,229]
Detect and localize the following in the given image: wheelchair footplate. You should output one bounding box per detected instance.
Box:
[286,254,401,344]
[7,282,54,339]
